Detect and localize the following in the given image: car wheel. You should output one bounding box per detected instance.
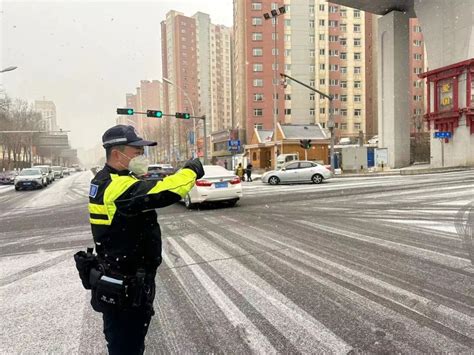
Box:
[184,194,196,209]
[268,176,280,185]
[226,199,238,207]
[15,186,20,191]
[311,174,323,184]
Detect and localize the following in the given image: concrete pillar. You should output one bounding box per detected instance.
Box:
[377,11,411,168]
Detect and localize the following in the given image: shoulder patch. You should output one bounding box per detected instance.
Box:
[89,184,99,198]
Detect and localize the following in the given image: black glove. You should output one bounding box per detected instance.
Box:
[183,158,204,179]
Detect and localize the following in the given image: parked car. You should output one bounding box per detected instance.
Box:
[0,170,18,185]
[34,165,55,183]
[14,168,47,190]
[261,160,332,185]
[368,135,379,145]
[144,164,175,181]
[52,166,64,178]
[62,167,70,176]
[183,165,242,209]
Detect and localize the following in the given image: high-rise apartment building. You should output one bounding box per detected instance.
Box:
[161,10,233,162]
[34,98,58,132]
[234,0,371,144]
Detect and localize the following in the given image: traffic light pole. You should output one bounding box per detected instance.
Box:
[280,73,335,171]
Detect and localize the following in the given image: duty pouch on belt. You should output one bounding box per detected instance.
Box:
[91,274,128,313]
[73,248,97,290]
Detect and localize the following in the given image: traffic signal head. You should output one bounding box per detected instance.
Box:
[175,112,191,119]
[300,139,312,149]
[147,110,163,118]
[117,108,134,115]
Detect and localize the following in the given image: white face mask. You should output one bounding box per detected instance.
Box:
[119,151,149,176]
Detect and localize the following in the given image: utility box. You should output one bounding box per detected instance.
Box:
[341,146,368,172]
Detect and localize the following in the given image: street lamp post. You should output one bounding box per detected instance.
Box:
[162,77,197,159]
[280,73,336,171]
[264,6,286,170]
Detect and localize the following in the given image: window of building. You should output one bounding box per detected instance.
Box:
[319,79,325,86]
[354,24,361,32]
[354,81,361,88]
[340,52,347,59]
[354,66,361,74]
[272,48,279,55]
[252,48,263,56]
[271,63,279,70]
[284,108,292,115]
[285,49,291,56]
[251,2,262,10]
[285,34,291,41]
[414,108,423,115]
[310,108,315,116]
[330,64,338,71]
[309,5,315,14]
[354,109,362,116]
[253,79,263,87]
[413,80,422,88]
[329,79,339,86]
[319,48,325,55]
[253,108,263,116]
[285,64,292,71]
[309,49,315,57]
[329,20,338,27]
[340,123,347,130]
[329,5,338,13]
[329,49,339,56]
[285,19,291,27]
[329,35,338,42]
[309,19,315,28]
[340,8,347,17]
[354,38,361,46]
[320,107,325,114]
[319,4,325,11]
[340,23,347,32]
[340,95,347,102]
[254,123,263,130]
[273,93,279,99]
[354,52,361,60]
[340,37,347,46]
[252,32,263,41]
[285,94,291,100]
[272,32,278,40]
[319,19,325,26]
[354,122,361,130]
[340,81,347,88]
[253,63,263,72]
[253,93,264,101]
[329,108,339,115]
[413,39,423,46]
[319,33,325,41]
[353,9,361,18]
[414,67,422,74]
[310,93,315,100]
[413,95,422,101]
[414,25,422,33]
[310,79,316,87]
[310,64,315,72]
[414,53,422,60]
[271,17,278,25]
[309,34,315,44]
[354,95,362,102]
[252,17,262,26]
[340,66,347,74]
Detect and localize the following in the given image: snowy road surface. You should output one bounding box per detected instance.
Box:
[1,170,473,353]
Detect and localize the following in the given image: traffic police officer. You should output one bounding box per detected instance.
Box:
[85,125,204,354]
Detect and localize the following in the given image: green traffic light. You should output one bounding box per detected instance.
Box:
[184,113,190,119]
[127,109,133,115]
[156,111,163,118]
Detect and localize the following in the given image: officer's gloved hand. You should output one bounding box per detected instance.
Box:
[183,158,204,179]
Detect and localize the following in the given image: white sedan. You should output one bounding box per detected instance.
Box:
[183,165,243,208]
[261,161,332,185]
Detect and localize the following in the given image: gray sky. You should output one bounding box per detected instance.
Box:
[1,0,233,150]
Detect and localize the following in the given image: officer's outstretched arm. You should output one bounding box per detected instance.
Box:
[114,168,197,214]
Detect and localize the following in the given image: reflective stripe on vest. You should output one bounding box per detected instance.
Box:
[89,203,110,225]
[147,168,196,198]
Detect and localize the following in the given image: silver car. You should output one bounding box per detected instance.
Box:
[262,161,332,185]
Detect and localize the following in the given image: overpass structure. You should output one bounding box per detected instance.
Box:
[330,0,474,168]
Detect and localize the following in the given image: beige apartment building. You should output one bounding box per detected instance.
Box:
[34,99,58,132]
[161,10,233,163]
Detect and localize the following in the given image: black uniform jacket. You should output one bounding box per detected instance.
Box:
[88,164,196,276]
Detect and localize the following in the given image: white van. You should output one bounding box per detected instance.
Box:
[276,153,299,169]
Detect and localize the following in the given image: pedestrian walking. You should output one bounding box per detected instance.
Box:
[246,163,253,182]
[74,125,204,355]
[235,163,245,181]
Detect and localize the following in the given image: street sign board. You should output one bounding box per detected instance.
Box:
[34,134,69,148]
[227,139,241,152]
[434,131,452,139]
